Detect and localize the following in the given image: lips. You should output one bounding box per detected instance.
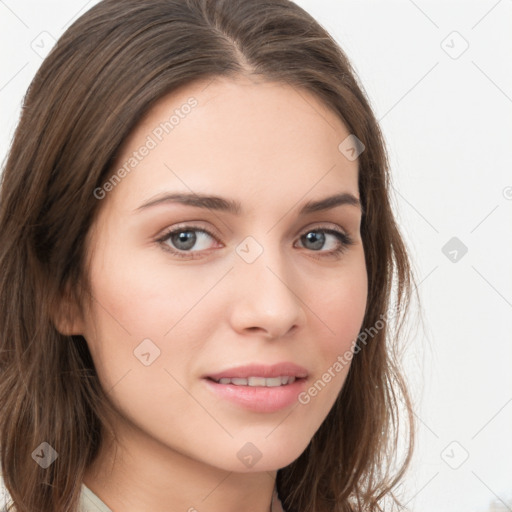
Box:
[205,362,309,382]
[203,363,309,413]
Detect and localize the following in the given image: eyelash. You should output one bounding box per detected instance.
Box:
[156,224,355,260]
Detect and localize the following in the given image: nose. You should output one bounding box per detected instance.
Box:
[228,246,306,339]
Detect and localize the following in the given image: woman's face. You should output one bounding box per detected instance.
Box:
[76,76,367,473]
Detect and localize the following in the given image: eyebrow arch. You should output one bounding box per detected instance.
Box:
[135,192,363,215]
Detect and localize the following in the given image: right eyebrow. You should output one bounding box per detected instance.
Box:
[134,192,241,214]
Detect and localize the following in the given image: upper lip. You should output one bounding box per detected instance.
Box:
[205,362,308,380]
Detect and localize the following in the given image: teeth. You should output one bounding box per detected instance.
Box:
[215,376,297,387]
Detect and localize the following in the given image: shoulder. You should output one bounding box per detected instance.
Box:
[0,474,12,512]
[0,475,112,512]
[79,483,113,512]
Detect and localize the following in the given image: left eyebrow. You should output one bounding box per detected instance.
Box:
[299,193,363,215]
[134,192,363,215]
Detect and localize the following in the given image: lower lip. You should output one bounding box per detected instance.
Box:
[203,377,307,413]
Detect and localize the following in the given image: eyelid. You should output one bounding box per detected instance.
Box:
[156,222,222,243]
[295,221,350,238]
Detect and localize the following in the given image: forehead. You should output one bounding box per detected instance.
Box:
[106,75,360,212]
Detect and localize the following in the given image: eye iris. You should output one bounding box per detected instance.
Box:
[302,231,325,250]
[171,231,196,250]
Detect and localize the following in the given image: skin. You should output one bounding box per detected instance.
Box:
[61,75,368,511]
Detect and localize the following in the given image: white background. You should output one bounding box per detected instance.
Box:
[1,1,511,511]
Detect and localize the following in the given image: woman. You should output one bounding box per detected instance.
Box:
[0,0,418,511]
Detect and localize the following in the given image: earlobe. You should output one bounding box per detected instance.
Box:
[51,287,85,336]
[53,309,84,336]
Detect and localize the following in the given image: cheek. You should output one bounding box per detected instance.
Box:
[86,243,214,336]
[312,261,368,355]
[292,262,367,431]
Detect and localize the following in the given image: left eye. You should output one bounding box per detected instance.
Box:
[297,229,348,252]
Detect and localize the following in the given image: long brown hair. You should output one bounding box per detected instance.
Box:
[0,0,418,510]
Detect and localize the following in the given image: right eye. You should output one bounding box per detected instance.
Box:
[156,225,222,258]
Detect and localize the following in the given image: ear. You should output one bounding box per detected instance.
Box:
[51,283,86,336]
